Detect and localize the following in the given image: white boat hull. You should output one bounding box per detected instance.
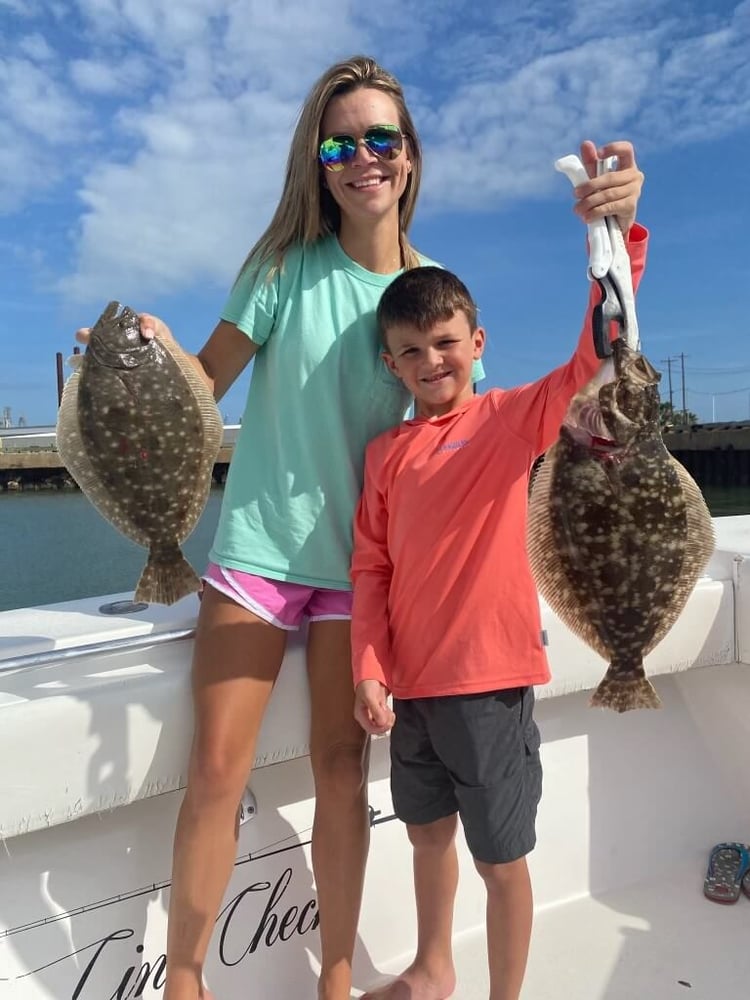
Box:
[2,515,750,998]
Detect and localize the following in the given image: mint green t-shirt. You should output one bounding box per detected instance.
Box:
[209,235,482,590]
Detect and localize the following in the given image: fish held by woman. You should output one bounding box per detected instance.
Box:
[56,302,223,605]
[527,339,715,712]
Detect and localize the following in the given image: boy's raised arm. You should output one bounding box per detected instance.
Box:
[496,223,648,455]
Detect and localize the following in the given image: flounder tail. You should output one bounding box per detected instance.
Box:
[135,545,201,605]
[590,671,662,713]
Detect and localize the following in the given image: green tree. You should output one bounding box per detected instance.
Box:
[660,402,699,429]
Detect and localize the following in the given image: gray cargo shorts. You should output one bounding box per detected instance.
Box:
[390,686,542,865]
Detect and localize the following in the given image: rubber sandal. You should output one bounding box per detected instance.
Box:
[743,867,750,901]
[703,842,750,904]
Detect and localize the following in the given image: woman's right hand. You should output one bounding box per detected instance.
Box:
[75,314,257,401]
[75,312,175,347]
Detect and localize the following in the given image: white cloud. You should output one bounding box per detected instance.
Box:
[17,32,56,61]
[0,56,88,142]
[633,5,750,144]
[0,124,57,212]
[69,53,153,95]
[62,99,294,301]
[0,44,91,210]
[49,0,379,302]
[0,0,38,13]
[411,0,750,210]
[418,38,659,212]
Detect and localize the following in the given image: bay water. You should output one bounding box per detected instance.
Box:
[1,486,749,614]
[0,489,222,613]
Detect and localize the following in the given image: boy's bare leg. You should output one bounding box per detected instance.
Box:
[164,588,287,1000]
[307,620,371,1000]
[363,815,459,1000]
[475,855,533,1000]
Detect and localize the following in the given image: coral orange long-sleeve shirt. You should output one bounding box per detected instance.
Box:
[351,225,648,699]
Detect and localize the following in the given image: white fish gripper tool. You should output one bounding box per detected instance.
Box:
[555,153,640,356]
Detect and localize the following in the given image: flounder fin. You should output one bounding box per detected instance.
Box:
[526,448,610,660]
[590,675,662,713]
[135,546,201,606]
[159,336,224,540]
[55,368,147,545]
[642,458,716,656]
[160,337,223,456]
[56,372,101,498]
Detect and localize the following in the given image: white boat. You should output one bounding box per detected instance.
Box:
[1,516,750,999]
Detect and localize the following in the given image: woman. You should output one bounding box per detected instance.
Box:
[116,56,423,1000]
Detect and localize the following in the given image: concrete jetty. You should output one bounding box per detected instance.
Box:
[2,422,749,492]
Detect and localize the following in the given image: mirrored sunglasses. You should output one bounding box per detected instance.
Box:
[319,124,405,172]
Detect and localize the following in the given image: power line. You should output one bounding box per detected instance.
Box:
[685,366,750,375]
[689,386,750,396]
[657,355,750,421]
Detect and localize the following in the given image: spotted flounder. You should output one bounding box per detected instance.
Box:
[56,302,223,605]
[527,338,715,712]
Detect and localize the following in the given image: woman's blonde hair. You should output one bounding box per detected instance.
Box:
[238,55,423,279]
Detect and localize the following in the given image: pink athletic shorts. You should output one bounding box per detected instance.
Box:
[202,562,352,630]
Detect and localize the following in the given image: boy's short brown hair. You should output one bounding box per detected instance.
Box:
[377,266,478,349]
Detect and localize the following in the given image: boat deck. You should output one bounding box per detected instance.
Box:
[364,862,750,998]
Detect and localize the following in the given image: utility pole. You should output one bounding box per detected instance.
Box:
[660,357,675,415]
[679,352,688,424]
[660,355,690,424]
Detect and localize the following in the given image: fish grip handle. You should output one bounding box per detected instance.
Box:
[592,276,618,359]
[554,152,630,359]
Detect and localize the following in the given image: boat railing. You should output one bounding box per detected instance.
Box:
[0,627,196,675]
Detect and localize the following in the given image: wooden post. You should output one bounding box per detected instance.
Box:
[57,347,81,407]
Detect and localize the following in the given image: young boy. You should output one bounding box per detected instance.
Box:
[350,239,646,999]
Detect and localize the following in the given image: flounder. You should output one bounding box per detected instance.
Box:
[56,302,223,605]
[527,338,715,712]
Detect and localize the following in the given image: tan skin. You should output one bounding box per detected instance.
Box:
[75,135,642,1000]
[78,87,414,1000]
[352,141,644,1000]
[382,316,486,419]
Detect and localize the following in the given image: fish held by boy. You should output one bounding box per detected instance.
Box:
[527,337,715,712]
[56,301,223,605]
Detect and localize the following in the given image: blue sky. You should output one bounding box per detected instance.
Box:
[1,0,749,427]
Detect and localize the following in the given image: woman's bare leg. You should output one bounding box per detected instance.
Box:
[306,619,370,1000]
[164,587,288,1000]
